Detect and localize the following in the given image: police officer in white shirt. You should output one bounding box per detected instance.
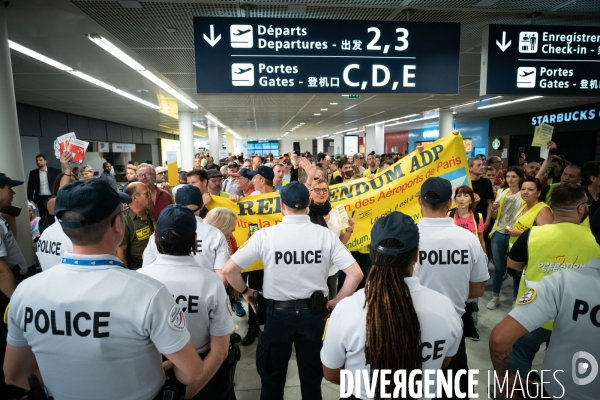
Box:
[36,215,73,271]
[139,205,235,399]
[414,177,489,400]
[4,179,205,400]
[321,212,463,399]
[143,185,230,280]
[223,181,364,400]
[490,258,600,400]
[0,173,29,399]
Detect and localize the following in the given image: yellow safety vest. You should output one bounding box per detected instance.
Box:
[545,183,559,205]
[490,189,524,238]
[518,223,600,330]
[508,202,551,249]
[448,210,483,236]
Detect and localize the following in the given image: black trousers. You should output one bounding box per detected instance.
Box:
[438,330,469,400]
[0,298,26,400]
[243,270,264,329]
[34,195,51,220]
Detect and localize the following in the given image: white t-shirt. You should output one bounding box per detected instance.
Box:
[143,216,230,271]
[7,253,191,400]
[415,218,490,316]
[231,215,356,300]
[0,216,27,275]
[36,217,73,271]
[321,277,462,399]
[139,254,234,353]
[510,258,600,400]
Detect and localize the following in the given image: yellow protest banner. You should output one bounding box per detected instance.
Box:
[207,133,470,272]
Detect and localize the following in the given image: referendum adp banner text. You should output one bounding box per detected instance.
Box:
[207,134,470,271]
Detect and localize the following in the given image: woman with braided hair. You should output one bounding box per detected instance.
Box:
[321,212,462,399]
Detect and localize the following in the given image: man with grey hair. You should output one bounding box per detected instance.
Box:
[136,163,173,221]
[172,171,188,196]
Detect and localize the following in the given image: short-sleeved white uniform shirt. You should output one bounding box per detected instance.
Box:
[0,216,27,275]
[321,277,462,399]
[7,253,191,400]
[231,215,355,300]
[143,216,230,271]
[415,218,489,316]
[36,217,73,271]
[510,258,600,400]
[139,254,234,353]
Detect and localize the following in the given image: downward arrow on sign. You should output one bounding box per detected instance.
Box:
[203,25,221,47]
[496,31,511,52]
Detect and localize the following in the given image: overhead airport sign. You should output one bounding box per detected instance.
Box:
[481,24,600,95]
[193,17,460,94]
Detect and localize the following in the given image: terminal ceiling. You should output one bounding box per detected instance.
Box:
[6,0,600,142]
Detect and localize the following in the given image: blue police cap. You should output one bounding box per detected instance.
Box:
[370,212,419,256]
[420,177,452,204]
[55,179,131,228]
[156,204,196,243]
[280,181,310,209]
[175,185,203,209]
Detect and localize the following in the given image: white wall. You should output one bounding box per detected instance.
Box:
[279,139,294,155]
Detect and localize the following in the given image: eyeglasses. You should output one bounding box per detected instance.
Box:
[312,188,329,194]
[137,173,154,178]
[209,178,223,183]
[578,199,593,207]
[136,191,150,197]
[358,157,364,160]
[156,171,167,175]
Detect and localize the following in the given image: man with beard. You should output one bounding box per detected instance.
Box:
[330,159,353,185]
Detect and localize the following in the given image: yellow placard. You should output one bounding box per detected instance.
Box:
[207,134,470,272]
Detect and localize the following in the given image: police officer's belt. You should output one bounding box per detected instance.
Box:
[272,299,311,310]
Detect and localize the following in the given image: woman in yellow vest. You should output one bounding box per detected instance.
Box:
[506,177,553,251]
[487,166,524,310]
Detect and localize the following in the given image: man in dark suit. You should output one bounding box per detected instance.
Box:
[27,154,61,221]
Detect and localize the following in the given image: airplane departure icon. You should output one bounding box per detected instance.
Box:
[230,24,253,48]
[233,29,251,36]
[516,67,536,88]
[231,63,254,86]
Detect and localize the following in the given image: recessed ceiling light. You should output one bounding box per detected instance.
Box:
[299,122,305,125]
[314,113,320,116]
[330,102,338,105]
[321,108,328,111]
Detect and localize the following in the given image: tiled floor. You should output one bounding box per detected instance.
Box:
[230,271,546,399]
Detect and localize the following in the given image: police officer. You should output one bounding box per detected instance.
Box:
[223,181,364,400]
[4,179,205,399]
[490,258,600,400]
[36,212,73,271]
[414,177,489,400]
[139,205,235,399]
[321,212,463,399]
[0,173,28,399]
[506,183,600,377]
[142,185,230,280]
